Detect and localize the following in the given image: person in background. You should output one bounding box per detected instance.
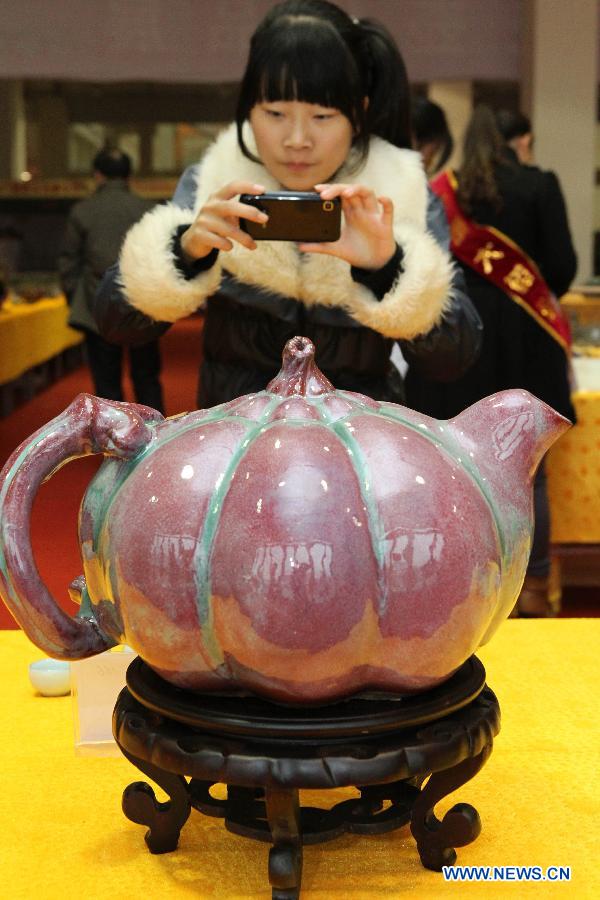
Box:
[405,104,577,618]
[0,220,24,297]
[495,108,534,164]
[387,95,458,379]
[58,148,164,413]
[93,0,481,414]
[411,96,454,177]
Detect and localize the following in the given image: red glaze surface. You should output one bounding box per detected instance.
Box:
[0,337,571,702]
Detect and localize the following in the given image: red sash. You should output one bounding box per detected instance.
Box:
[430,170,571,351]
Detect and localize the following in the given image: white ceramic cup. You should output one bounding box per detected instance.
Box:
[29,658,71,696]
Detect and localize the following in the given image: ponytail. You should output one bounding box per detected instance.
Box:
[354,18,412,149]
[457,105,507,215]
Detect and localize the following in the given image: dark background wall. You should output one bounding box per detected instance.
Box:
[1,0,525,83]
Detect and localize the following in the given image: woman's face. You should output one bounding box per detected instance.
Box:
[249,100,354,190]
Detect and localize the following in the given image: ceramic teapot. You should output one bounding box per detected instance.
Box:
[0,337,569,704]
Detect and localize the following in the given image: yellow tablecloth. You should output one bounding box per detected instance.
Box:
[0,622,598,898]
[547,390,600,543]
[0,295,83,385]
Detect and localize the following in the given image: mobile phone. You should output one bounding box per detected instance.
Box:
[239,191,341,242]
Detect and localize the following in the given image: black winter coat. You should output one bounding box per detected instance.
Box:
[405,156,577,421]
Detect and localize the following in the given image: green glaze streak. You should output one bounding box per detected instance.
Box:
[365,404,507,559]
[314,397,389,610]
[192,396,283,666]
[89,455,146,550]
[89,408,239,550]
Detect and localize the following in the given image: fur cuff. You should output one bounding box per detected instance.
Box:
[344,221,455,339]
[118,203,222,322]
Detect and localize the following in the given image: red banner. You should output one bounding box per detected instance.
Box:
[431,170,571,351]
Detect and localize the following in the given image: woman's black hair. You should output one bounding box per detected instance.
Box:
[495,108,531,143]
[457,105,508,215]
[236,0,412,166]
[411,96,454,172]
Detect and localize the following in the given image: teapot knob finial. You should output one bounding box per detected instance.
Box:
[267,336,334,398]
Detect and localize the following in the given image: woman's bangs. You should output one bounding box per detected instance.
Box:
[237,18,371,163]
[257,30,360,118]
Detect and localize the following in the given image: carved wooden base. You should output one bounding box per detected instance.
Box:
[113,657,500,899]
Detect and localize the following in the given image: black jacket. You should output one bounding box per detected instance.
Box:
[58,179,151,333]
[405,156,577,421]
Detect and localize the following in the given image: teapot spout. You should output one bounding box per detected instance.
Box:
[445,390,571,629]
[448,389,571,483]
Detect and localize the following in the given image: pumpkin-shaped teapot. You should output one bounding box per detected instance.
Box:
[0,337,569,704]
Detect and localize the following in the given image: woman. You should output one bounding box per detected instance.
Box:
[406,104,577,617]
[93,0,481,409]
[495,108,534,165]
[412,96,454,177]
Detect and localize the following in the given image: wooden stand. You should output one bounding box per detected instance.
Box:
[113,656,500,899]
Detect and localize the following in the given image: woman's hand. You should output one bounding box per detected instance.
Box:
[180,181,267,260]
[299,184,396,269]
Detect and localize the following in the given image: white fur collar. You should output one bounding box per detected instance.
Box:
[191,123,427,307]
[119,121,452,339]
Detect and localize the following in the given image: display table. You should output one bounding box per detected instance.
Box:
[0,295,83,415]
[0,621,597,898]
[548,291,600,543]
[547,387,600,587]
[546,293,600,590]
[547,388,600,544]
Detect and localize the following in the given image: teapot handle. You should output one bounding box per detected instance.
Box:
[0,394,160,659]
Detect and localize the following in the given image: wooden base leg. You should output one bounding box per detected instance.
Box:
[266,788,303,900]
[410,744,491,870]
[119,747,191,854]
